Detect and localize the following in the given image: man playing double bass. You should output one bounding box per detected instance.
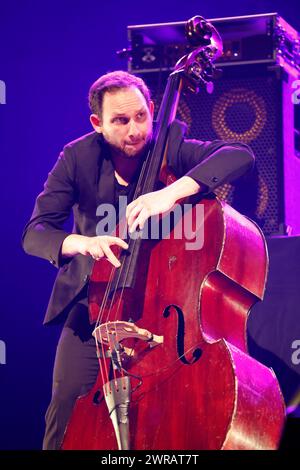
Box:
[22,70,254,449]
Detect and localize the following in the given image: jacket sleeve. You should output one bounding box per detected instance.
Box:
[166,120,255,193]
[22,146,77,268]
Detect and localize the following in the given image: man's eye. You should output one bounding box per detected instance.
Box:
[137,112,145,120]
[113,117,128,124]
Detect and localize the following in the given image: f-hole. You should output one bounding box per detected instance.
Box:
[163,304,202,364]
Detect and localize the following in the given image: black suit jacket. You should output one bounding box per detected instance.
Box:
[22,120,254,324]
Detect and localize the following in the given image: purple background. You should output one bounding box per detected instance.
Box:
[0,0,299,449]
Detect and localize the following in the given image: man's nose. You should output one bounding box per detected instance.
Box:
[128,119,141,138]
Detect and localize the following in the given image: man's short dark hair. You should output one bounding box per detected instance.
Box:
[88,70,151,118]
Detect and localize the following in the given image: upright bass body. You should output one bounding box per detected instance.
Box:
[62,197,285,450]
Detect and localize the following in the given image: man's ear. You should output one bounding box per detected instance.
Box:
[149,100,155,119]
[90,114,102,133]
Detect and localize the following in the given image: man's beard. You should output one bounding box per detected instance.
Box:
[102,132,152,160]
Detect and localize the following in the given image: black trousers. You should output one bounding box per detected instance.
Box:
[42,302,99,450]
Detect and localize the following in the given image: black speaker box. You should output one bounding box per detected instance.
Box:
[140,64,300,235]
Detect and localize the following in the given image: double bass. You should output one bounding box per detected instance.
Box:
[62,16,285,450]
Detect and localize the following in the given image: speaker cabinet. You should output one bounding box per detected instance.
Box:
[141,64,300,235]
